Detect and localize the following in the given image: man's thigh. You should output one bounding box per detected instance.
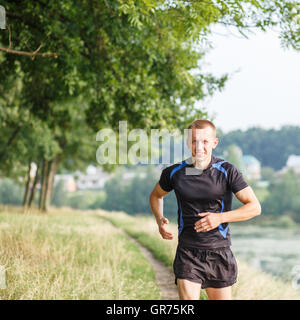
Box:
[177,278,201,300]
[205,286,232,300]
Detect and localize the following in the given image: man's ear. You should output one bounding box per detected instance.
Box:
[212,137,219,149]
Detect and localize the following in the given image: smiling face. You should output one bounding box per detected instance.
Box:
[186,126,219,163]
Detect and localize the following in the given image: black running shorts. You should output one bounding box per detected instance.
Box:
[173,246,238,289]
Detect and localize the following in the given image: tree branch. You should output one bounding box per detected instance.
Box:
[1,15,58,58]
[0,45,58,58]
[7,24,11,49]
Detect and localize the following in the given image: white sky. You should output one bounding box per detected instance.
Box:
[198,26,300,133]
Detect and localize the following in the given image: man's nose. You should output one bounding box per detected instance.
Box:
[196,141,204,152]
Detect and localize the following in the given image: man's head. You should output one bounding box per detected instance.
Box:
[186,119,219,162]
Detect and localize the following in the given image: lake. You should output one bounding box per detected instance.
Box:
[230,224,300,290]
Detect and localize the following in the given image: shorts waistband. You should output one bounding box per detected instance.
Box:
[178,246,230,251]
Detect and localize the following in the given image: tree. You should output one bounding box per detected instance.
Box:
[0,0,299,212]
[262,169,300,221]
[0,178,23,205]
[218,126,300,170]
[261,166,276,182]
[223,144,244,172]
[51,179,66,208]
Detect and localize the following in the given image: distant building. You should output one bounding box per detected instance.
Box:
[286,155,300,173]
[54,165,111,192]
[279,155,300,176]
[221,147,261,181]
[54,174,77,192]
[121,171,147,183]
[242,155,261,180]
[74,165,111,190]
[54,164,162,192]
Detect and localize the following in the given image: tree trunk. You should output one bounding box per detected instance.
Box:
[22,159,32,210]
[39,159,49,212]
[44,155,60,211]
[28,161,40,209]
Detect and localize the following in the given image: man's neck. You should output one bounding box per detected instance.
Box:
[192,156,212,170]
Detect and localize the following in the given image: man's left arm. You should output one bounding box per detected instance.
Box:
[194,186,261,232]
[219,186,261,223]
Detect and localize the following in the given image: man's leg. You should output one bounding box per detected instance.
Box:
[177,279,201,300]
[205,286,232,300]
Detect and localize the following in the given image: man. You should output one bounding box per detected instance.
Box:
[149,119,261,300]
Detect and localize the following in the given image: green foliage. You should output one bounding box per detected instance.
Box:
[103,165,156,213]
[100,165,177,220]
[51,180,67,207]
[261,166,277,182]
[0,0,299,211]
[223,144,244,171]
[262,169,300,222]
[88,191,106,210]
[275,215,297,228]
[217,126,300,170]
[0,178,23,205]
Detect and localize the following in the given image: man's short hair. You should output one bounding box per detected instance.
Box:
[188,119,216,136]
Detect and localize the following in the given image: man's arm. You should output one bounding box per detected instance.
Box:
[149,182,174,240]
[219,186,261,223]
[194,186,261,232]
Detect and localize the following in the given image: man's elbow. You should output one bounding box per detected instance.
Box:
[149,191,154,203]
[149,190,161,203]
[253,201,262,216]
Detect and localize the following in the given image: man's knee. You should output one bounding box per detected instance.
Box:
[177,278,201,300]
[205,286,232,300]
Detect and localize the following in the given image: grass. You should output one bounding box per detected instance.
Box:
[1,205,300,300]
[99,209,300,300]
[0,207,161,300]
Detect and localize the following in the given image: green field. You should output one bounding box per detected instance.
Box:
[0,207,160,299]
[0,206,299,300]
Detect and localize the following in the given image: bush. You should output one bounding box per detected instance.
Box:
[276,215,297,228]
[51,180,67,207]
[0,178,24,205]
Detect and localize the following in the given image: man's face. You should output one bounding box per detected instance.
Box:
[186,127,219,161]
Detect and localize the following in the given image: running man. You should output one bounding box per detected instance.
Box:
[149,119,261,300]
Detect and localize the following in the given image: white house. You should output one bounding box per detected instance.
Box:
[242,155,261,180]
[74,165,111,190]
[279,155,300,175]
[54,174,77,192]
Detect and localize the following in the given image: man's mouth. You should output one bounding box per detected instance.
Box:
[194,153,205,158]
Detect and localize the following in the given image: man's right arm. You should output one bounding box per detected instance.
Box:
[149,182,173,240]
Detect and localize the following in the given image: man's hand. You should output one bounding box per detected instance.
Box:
[158,217,173,240]
[194,212,222,232]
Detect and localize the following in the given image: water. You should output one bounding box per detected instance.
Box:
[230,224,300,288]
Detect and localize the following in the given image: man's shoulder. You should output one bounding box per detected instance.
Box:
[160,160,191,179]
[211,155,237,171]
[161,160,187,172]
[212,155,225,164]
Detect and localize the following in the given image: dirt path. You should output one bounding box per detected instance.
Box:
[101,217,178,300]
[126,233,179,300]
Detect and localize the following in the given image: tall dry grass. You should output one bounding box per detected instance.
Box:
[99,209,300,300]
[0,208,160,299]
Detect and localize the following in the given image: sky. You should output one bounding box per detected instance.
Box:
[198,25,300,133]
